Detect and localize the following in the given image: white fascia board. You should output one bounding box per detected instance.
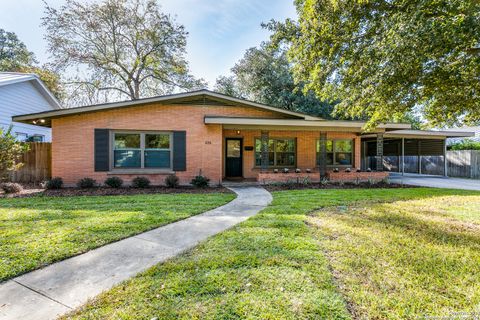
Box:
[204,117,410,130]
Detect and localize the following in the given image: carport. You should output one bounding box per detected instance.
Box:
[361,130,474,176]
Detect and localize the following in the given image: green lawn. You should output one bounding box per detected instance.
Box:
[64,188,480,319]
[0,193,234,282]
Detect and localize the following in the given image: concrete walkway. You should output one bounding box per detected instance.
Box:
[0,187,272,320]
[390,173,480,191]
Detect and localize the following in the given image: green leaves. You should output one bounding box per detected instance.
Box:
[214,43,334,119]
[0,126,29,181]
[275,0,480,129]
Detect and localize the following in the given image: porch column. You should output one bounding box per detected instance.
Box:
[319,132,327,178]
[401,138,405,176]
[260,130,269,171]
[376,133,384,171]
[443,139,448,177]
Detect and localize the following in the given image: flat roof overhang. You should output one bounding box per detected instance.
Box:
[361,129,476,140]
[204,116,411,132]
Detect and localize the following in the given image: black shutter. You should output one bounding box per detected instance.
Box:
[173,131,186,171]
[94,129,110,172]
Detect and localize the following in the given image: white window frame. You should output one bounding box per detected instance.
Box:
[111,131,173,171]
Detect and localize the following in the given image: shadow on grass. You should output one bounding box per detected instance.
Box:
[309,190,480,318]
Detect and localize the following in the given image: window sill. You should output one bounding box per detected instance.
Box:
[252,166,296,170]
[316,165,354,168]
[108,169,174,175]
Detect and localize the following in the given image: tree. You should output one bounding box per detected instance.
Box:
[43,0,206,105]
[0,126,29,182]
[0,29,36,70]
[268,0,480,129]
[214,43,334,119]
[0,29,63,99]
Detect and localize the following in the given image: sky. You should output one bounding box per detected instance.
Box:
[0,0,297,87]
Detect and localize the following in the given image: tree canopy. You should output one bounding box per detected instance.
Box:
[43,0,206,106]
[268,0,480,129]
[0,29,63,99]
[214,43,334,119]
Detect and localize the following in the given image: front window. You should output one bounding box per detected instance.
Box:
[255,138,296,167]
[113,132,172,169]
[316,139,353,166]
[28,135,45,142]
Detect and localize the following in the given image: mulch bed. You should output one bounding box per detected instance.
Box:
[264,181,417,192]
[0,185,233,198]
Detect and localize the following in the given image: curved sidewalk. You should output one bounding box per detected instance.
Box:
[0,186,272,320]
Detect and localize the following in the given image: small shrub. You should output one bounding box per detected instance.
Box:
[191,175,210,188]
[295,168,301,173]
[165,174,179,188]
[448,140,480,151]
[300,177,311,185]
[104,176,123,188]
[132,176,150,188]
[320,177,329,186]
[46,177,63,189]
[1,182,23,194]
[345,168,351,173]
[77,177,96,189]
[283,168,289,173]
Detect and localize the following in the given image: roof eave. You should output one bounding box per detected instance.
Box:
[12,90,319,124]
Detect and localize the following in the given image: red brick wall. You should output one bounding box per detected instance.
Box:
[51,101,364,186]
[328,171,388,182]
[52,103,285,186]
[223,129,361,179]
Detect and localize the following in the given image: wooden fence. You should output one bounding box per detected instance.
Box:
[10,142,52,183]
[447,150,480,179]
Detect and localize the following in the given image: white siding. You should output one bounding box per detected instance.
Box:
[0,81,53,141]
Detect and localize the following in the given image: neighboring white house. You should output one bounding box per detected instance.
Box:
[0,72,62,142]
[445,126,480,145]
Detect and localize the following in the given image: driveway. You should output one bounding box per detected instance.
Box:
[389,173,480,191]
[0,186,272,320]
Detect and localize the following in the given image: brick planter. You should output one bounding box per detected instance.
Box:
[328,171,389,182]
[257,171,321,184]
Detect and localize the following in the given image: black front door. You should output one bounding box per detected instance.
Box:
[225,138,243,177]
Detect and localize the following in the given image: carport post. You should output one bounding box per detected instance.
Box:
[401,138,405,176]
[376,133,384,171]
[444,139,448,177]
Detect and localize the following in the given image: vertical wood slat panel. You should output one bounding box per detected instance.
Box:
[447,150,480,179]
[9,142,52,183]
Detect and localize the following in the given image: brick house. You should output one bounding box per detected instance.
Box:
[12,90,473,186]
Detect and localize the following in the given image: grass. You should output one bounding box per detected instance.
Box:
[64,187,480,319]
[0,193,234,282]
[310,194,480,319]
